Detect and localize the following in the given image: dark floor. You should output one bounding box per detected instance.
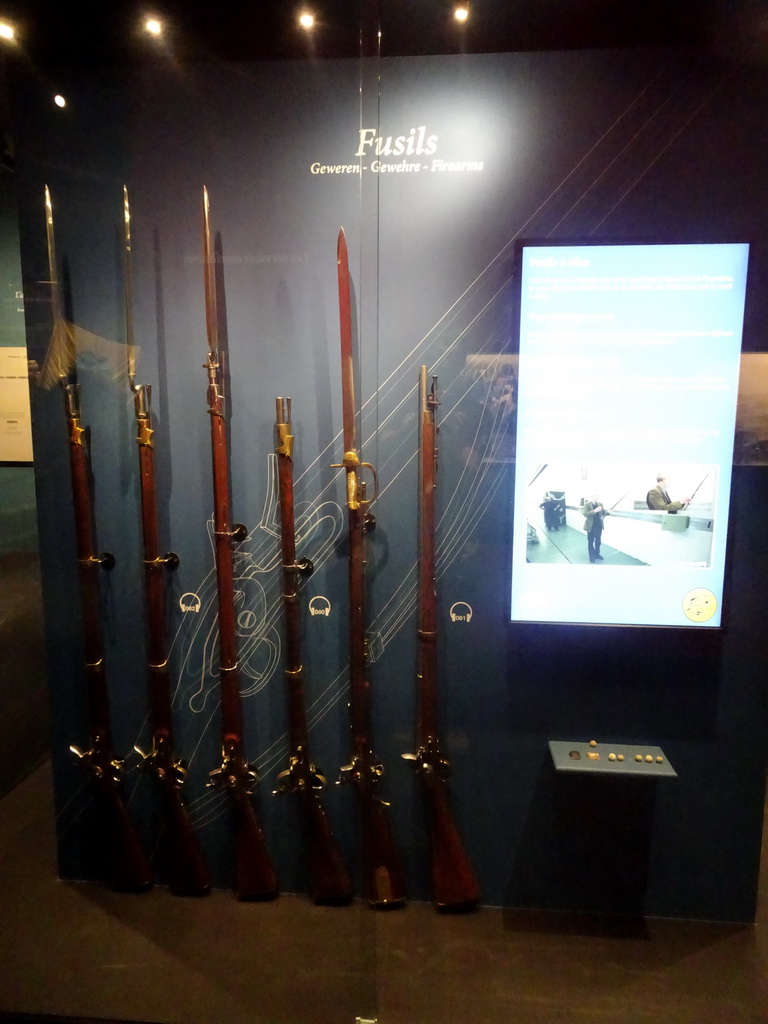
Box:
[0,466,48,798]
[0,467,40,554]
[0,762,765,1024]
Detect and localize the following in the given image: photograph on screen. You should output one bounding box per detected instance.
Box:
[510,240,749,628]
[524,462,717,568]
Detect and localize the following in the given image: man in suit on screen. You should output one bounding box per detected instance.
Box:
[646,474,690,513]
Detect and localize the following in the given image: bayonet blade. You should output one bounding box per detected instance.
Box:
[336,228,357,456]
[41,184,77,388]
[203,187,218,355]
[44,185,63,325]
[123,185,136,386]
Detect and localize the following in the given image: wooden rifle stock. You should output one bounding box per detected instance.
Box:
[403,367,480,910]
[333,228,405,907]
[274,397,352,903]
[201,188,277,900]
[149,749,211,894]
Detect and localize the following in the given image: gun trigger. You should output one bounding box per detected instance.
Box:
[171,759,187,786]
[134,745,148,761]
[273,766,292,795]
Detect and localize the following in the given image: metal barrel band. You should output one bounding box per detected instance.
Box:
[136,421,154,447]
[143,553,179,569]
[284,558,314,575]
[214,525,247,541]
[79,553,115,570]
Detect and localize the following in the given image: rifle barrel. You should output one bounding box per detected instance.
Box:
[688,472,710,503]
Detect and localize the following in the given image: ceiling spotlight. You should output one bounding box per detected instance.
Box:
[454,5,469,22]
[0,21,16,42]
[298,11,315,30]
[144,16,163,37]
[53,95,66,109]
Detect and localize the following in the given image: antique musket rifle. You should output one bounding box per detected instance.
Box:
[123,187,210,896]
[333,227,405,907]
[45,186,153,891]
[403,367,480,910]
[201,187,278,899]
[273,396,353,903]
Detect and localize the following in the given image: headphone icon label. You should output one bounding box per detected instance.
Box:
[180,592,201,613]
[449,601,473,623]
[309,596,332,617]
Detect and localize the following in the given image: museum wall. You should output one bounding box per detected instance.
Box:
[10,45,768,919]
[0,169,33,460]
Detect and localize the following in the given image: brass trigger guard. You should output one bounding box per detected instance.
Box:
[359,462,378,507]
[330,452,378,509]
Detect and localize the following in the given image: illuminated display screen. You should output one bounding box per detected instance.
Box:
[510,241,750,628]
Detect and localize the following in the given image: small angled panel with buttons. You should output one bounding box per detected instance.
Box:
[548,739,677,777]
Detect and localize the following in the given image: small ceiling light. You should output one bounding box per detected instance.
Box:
[454,5,469,22]
[144,16,163,37]
[298,11,315,30]
[0,21,16,42]
[54,95,66,108]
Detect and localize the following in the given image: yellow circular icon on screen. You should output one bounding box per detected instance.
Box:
[682,588,717,623]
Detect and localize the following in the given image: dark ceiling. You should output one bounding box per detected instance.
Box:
[1,0,765,67]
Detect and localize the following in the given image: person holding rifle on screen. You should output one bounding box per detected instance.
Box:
[540,492,563,531]
[581,494,608,563]
[646,474,690,513]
